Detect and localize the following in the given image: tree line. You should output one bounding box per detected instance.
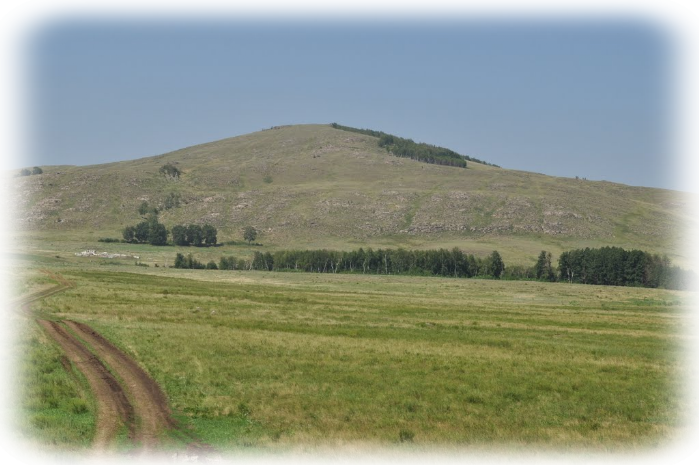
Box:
[558,247,691,290]
[172,245,693,290]
[330,123,499,168]
[176,247,506,278]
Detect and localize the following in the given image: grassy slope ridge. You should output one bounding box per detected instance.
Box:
[14,124,695,266]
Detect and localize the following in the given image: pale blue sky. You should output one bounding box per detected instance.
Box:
[26,18,673,190]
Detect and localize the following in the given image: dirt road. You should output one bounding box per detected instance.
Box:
[64,320,175,450]
[16,269,74,312]
[36,319,135,450]
[22,270,193,452]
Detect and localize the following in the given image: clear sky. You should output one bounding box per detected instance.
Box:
[25,18,674,190]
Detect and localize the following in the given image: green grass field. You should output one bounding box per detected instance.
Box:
[17,250,690,451]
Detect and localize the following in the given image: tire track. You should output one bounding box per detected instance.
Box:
[5,270,221,465]
[24,270,212,454]
[5,272,73,317]
[64,320,176,450]
[36,319,136,450]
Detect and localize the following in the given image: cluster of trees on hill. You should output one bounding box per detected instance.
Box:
[122,216,169,245]
[377,134,467,168]
[558,247,691,290]
[171,224,218,246]
[119,199,261,247]
[330,123,499,168]
[171,245,693,290]
[122,202,218,246]
[123,220,218,247]
[17,166,43,177]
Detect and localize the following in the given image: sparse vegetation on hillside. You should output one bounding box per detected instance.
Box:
[138,201,158,216]
[159,162,181,179]
[163,192,181,210]
[18,167,43,177]
[330,122,499,167]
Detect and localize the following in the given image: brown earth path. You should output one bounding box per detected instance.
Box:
[64,320,176,451]
[21,269,209,453]
[16,269,74,312]
[36,319,136,450]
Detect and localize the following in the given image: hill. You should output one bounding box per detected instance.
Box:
[12,124,696,267]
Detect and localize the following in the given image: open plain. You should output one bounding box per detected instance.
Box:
[14,245,690,452]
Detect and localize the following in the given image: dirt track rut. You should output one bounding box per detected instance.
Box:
[64,320,176,450]
[23,270,190,452]
[37,319,135,450]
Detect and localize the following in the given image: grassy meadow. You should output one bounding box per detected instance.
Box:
[17,250,690,451]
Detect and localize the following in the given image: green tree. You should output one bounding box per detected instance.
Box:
[252,251,265,270]
[243,226,257,244]
[148,222,168,246]
[202,224,218,246]
[19,168,31,176]
[32,166,43,175]
[263,252,274,271]
[134,221,150,243]
[487,250,505,279]
[206,260,218,270]
[186,224,203,247]
[219,256,237,270]
[534,251,555,281]
[174,253,187,269]
[122,225,135,243]
[171,225,188,246]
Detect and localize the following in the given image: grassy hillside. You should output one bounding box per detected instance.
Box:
[13,124,695,267]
